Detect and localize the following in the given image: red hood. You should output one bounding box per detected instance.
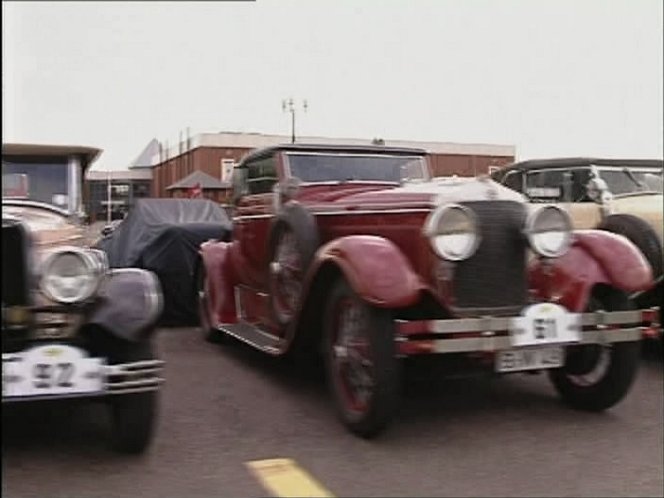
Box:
[295,177,525,211]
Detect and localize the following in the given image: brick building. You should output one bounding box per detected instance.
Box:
[132,132,515,199]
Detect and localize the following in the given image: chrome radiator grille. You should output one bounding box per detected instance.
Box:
[2,220,31,308]
[452,201,527,312]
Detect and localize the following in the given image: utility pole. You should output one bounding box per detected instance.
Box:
[282,98,308,143]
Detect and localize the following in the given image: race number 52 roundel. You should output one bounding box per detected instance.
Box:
[2,344,104,399]
[509,302,581,347]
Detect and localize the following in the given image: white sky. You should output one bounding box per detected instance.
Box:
[2,0,663,171]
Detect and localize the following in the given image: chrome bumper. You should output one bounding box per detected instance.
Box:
[395,309,651,356]
[104,359,165,395]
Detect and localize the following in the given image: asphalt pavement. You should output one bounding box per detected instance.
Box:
[2,328,663,498]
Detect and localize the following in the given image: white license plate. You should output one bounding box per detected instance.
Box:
[509,302,580,347]
[2,344,105,399]
[495,346,564,373]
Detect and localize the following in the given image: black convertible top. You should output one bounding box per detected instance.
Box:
[502,157,663,172]
[96,198,232,325]
[239,143,428,165]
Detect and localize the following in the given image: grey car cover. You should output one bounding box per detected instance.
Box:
[95,198,232,325]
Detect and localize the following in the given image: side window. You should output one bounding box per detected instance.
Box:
[246,155,278,195]
[221,159,236,183]
[525,169,565,201]
[502,171,523,192]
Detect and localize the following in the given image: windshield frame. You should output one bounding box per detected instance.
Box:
[2,155,84,216]
[282,151,431,185]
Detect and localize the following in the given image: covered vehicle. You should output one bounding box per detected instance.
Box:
[96,198,232,326]
[2,143,164,453]
[198,143,655,438]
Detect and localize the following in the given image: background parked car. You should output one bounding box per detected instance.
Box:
[491,157,662,328]
[2,143,164,453]
[96,197,232,326]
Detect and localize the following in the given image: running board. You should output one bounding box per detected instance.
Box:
[217,322,284,355]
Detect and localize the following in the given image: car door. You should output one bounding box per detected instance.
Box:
[234,153,279,289]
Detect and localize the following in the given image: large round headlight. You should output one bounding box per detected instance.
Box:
[40,248,104,303]
[525,205,573,258]
[423,204,480,261]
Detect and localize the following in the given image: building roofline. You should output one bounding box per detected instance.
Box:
[141,132,515,168]
[3,143,102,166]
[165,169,231,190]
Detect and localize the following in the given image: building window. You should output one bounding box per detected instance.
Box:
[112,184,130,195]
[221,159,235,182]
[133,182,150,197]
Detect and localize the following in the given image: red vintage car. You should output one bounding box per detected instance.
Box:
[197,144,654,438]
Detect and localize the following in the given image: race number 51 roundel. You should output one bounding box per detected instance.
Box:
[509,302,581,347]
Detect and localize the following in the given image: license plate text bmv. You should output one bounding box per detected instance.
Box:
[496,346,564,373]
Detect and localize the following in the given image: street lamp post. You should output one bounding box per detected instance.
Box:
[282,98,308,143]
[106,170,112,224]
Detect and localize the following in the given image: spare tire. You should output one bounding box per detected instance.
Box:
[267,202,321,328]
[597,214,663,279]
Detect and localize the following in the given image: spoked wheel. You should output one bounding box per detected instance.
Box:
[269,229,305,326]
[267,203,320,333]
[196,265,224,344]
[549,288,640,411]
[323,278,401,438]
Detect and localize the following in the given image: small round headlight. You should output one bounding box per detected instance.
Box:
[40,248,104,303]
[424,204,480,261]
[525,205,573,258]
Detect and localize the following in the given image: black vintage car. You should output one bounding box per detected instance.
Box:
[2,143,164,453]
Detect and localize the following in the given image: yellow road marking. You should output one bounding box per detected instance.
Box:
[246,458,335,498]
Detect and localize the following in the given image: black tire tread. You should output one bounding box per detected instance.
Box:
[549,288,640,412]
[109,341,158,454]
[597,214,663,278]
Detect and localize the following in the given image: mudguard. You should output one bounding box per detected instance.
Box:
[529,230,654,312]
[308,235,426,308]
[199,239,238,325]
[88,268,163,341]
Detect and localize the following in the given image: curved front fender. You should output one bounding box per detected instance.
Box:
[309,235,426,308]
[88,269,163,341]
[529,230,653,312]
